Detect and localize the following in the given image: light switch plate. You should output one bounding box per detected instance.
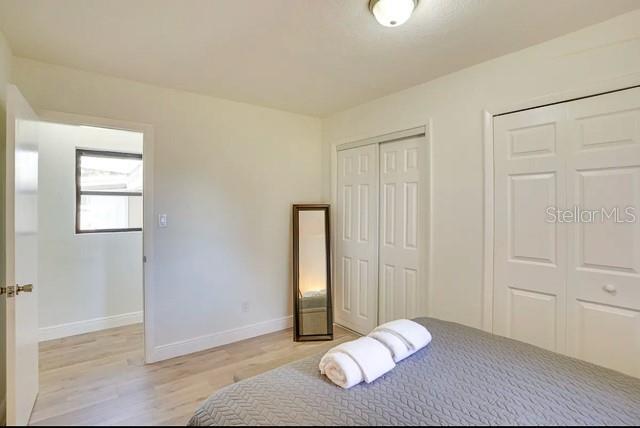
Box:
[158,214,168,228]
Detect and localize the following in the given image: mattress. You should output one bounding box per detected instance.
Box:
[188,317,640,426]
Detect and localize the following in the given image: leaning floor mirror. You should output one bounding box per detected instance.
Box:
[292,204,333,341]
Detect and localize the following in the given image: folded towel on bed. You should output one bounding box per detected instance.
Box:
[318,351,363,389]
[319,337,395,388]
[369,330,413,362]
[371,319,432,362]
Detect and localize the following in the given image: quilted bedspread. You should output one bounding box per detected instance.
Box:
[189,317,640,426]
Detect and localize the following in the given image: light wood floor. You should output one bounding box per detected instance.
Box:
[30,324,358,426]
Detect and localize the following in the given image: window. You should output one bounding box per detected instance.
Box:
[76,149,143,233]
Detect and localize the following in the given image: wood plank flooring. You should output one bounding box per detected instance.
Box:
[30,324,358,426]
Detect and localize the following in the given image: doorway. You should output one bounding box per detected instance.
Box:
[38,123,144,342]
[3,85,154,425]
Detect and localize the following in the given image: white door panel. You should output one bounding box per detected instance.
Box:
[573,301,640,377]
[566,87,640,377]
[335,145,378,334]
[5,85,40,425]
[494,86,640,377]
[379,138,421,323]
[493,104,568,353]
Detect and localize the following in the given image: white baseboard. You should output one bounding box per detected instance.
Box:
[39,311,143,342]
[149,315,293,363]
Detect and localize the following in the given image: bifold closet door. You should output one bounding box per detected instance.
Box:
[494,86,640,377]
[565,87,640,378]
[493,104,568,353]
[378,138,421,324]
[335,144,379,334]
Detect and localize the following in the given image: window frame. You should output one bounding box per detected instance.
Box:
[75,148,143,234]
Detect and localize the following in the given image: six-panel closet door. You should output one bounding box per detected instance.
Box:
[493,86,640,378]
[565,88,640,378]
[335,138,422,334]
[379,138,421,324]
[493,104,568,354]
[335,144,379,334]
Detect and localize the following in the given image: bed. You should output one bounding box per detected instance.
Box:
[189,317,640,426]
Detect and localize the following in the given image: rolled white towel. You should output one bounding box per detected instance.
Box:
[369,330,413,363]
[372,319,432,360]
[318,351,363,389]
[319,337,395,388]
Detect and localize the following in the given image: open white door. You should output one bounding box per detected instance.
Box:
[4,85,39,426]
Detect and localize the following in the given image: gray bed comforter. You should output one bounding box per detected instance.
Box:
[189,317,640,426]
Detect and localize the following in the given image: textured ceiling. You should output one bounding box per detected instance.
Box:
[0,0,638,116]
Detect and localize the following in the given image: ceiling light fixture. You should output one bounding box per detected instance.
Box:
[369,0,418,28]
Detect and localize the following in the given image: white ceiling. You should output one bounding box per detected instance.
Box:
[0,0,638,116]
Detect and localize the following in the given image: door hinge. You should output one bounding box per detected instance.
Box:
[0,285,16,298]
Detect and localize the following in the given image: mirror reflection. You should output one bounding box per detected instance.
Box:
[293,205,332,341]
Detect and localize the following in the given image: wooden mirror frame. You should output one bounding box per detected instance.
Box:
[292,204,333,341]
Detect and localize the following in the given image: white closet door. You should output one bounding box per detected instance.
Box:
[493,104,568,353]
[378,138,421,323]
[566,87,640,377]
[335,144,379,334]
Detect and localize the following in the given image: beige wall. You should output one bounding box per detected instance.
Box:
[0,30,10,103]
[323,10,640,329]
[12,57,323,358]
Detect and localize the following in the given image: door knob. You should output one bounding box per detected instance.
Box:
[16,284,33,295]
[603,284,617,294]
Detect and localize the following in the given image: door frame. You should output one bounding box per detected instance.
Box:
[37,110,157,363]
[329,122,433,326]
[481,73,640,333]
